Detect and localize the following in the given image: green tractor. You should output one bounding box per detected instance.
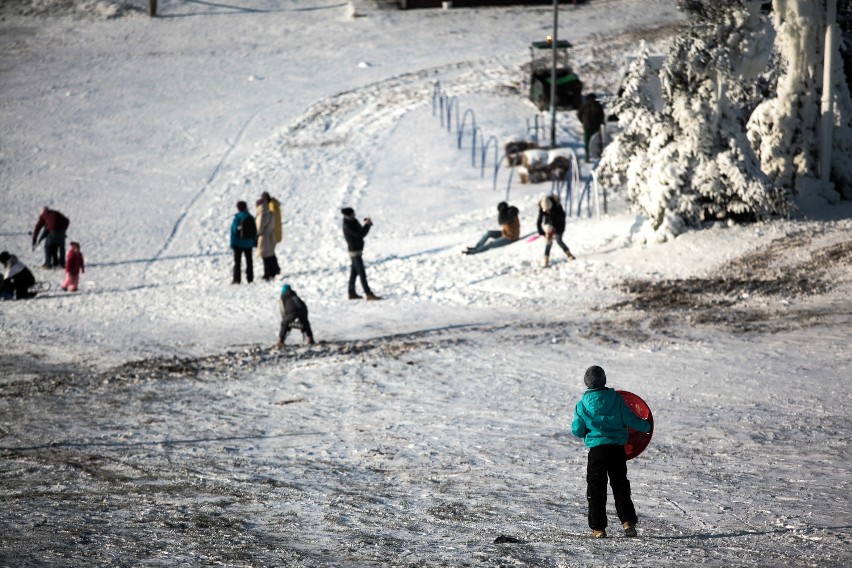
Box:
[527,38,583,111]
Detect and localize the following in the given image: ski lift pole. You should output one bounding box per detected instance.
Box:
[549,0,559,148]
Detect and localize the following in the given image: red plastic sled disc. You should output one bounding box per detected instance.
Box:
[617,390,654,460]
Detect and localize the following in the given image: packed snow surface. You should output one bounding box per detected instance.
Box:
[1,1,850,566]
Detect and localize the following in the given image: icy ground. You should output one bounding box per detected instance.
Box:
[1,1,851,566]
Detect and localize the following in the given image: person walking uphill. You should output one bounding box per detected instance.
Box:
[577,93,605,162]
[32,206,70,269]
[341,207,379,300]
[230,201,256,284]
[256,193,281,281]
[536,194,575,267]
[571,365,651,539]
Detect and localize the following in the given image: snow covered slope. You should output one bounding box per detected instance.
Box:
[1,1,850,566]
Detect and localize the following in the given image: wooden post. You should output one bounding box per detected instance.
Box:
[148,0,157,17]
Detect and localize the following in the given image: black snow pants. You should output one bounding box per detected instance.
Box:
[279,306,313,344]
[586,444,638,531]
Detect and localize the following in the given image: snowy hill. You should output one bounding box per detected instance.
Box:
[1,1,850,566]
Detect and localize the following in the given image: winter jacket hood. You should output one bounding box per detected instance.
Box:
[571,387,651,448]
[2,254,25,279]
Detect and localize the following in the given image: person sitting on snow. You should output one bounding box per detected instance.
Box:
[0,251,37,300]
[463,201,520,255]
[276,283,315,348]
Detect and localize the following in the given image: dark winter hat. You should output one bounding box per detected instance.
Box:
[236,200,247,211]
[0,251,9,264]
[497,201,508,211]
[584,365,607,389]
[281,283,292,295]
[341,207,354,216]
[261,191,270,202]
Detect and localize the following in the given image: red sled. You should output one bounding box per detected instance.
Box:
[617,390,654,460]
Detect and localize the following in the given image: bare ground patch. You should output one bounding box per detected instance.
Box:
[607,226,852,334]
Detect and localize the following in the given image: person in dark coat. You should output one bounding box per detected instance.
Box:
[536,194,576,267]
[463,201,520,255]
[32,206,70,269]
[276,284,314,347]
[577,93,605,162]
[230,201,256,284]
[342,207,379,300]
[0,251,37,300]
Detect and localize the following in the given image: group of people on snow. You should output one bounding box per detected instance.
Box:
[1,206,85,300]
[463,195,576,267]
[228,191,382,347]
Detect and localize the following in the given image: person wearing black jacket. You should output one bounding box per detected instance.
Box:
[341,207,380,300]
[577,93,605,162]
[536,194,576,267]
[0,251,37,300]
[276,284,314,347]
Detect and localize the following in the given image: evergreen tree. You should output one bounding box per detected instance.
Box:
[600,0,852,242]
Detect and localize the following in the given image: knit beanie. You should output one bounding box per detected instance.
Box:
[281,284,292,295]
[584,365,607,389]
[341,207,354,216]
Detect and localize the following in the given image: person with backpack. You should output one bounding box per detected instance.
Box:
[31,206,70,269]
[230,201,256,284]
[276,283,314,347]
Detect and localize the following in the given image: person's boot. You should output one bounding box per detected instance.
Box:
[348,292,362,300]
[365,292,381,301]
[623,522,637,537]
[591,529,606,539]
[542,255,550,268]
[305,335,315,345]
[565,249,576,260]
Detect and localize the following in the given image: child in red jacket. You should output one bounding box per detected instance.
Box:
[61,241,85,292]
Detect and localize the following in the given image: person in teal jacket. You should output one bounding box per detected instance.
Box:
[230,201,256,284]
[572,365,651,539]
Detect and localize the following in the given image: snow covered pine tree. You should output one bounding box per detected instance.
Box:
[597,0,852,242]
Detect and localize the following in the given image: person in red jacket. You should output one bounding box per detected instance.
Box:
[32,206,70,269]
[61,241,85,292]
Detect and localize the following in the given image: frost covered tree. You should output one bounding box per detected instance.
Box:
[598,0,852,242]
[749,0,852,205]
